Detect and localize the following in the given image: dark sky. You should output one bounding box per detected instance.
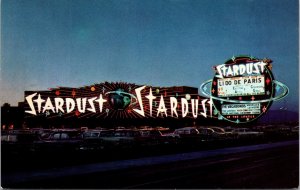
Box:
[1,0,298,112]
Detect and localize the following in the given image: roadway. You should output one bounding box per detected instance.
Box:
[2,140,299,189]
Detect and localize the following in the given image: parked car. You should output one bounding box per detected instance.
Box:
[139,129,171,145]
[198,127,215,141]
[172,127,201,143]
[209,127,227,139]
[1,130,39,154]
[82,129,114,139]
[174,127,199,136]
[90,129,143,148]
[210,127,235,139]
[34,130,83,152]
[232,128,264,139]
[80,129,114,150]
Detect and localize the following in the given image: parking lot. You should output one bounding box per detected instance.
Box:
[2,138,298,189]
[2,124,298,172]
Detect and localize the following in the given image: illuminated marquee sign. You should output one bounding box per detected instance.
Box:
[24,83,214,119]
[221,103,261,115]
[217,75,265,97]
[201,55,289,123]
[24,56,289,124]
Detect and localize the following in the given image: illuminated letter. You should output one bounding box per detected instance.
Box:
[226,66,233,77]
[25,93,37,115]
[239,64,246,75]
[87,97,97,113]
[215,64,224,78]
[95,94,107,113]
[200,99,208,118]
[66,98,75,113]
[209,97,213,117]
[54,98,65,113]
[253,62,260,74]
[133,86,146,117]
[157,95,167,117]
[43,97,55,113]
[145,88,156,117]
[258,61,267,73]
[246,63,253,75]
[233,65,239,76]
[170,97,178,118]
[191,99,198,118]
[221,66,227,77]
[76,98,87,113]
[33,94,45,113]
[181,98,189,118]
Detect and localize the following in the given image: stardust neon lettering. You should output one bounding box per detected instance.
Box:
[215,62,267,78]
[25,86,213,119]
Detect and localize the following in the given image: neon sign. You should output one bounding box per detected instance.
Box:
[24,84,214,119]
[24,55,289,124]
[200,56,289,123]
[217,75,265,97]
[214,61,267,78]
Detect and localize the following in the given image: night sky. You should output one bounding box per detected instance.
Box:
[1,0,298,113]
